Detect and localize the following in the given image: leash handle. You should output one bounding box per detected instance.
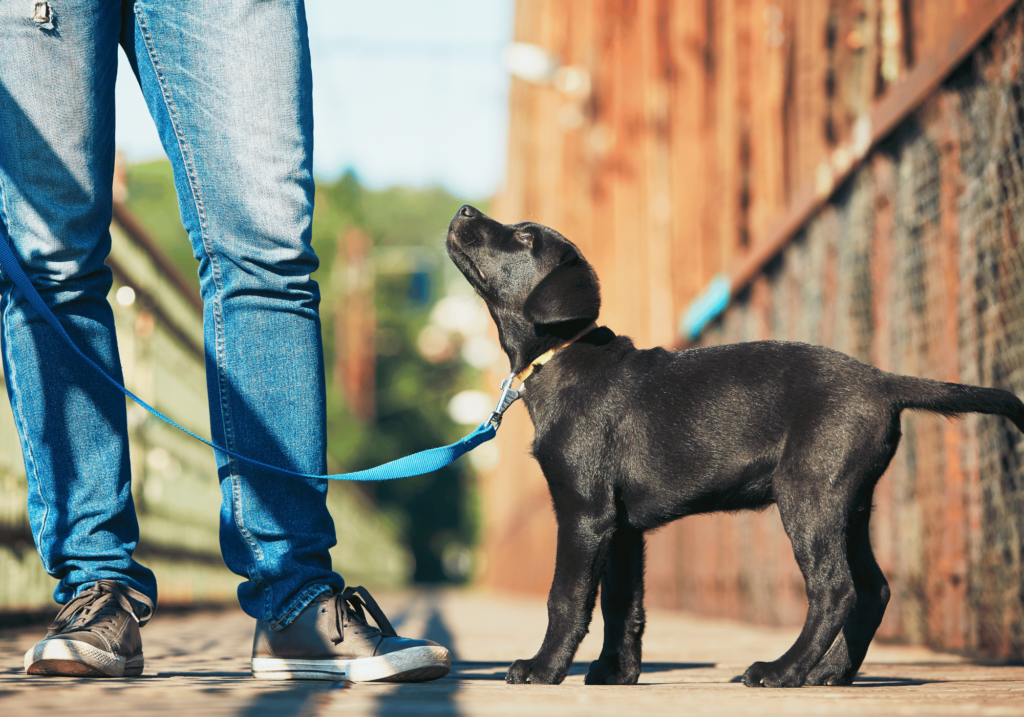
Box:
[0,234,497,481]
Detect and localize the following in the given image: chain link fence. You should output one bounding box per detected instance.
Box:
[696,8,1024,657]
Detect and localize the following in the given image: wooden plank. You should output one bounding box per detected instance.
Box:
[747,0,789,242]
[668,0,713,310]
[791,1,832,194]
[935,89,967,648]
[608,0,652,342]
[714,0,740,270]
[698,0,723,295]
[643,0,676,348]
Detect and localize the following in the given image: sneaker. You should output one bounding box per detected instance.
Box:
[251,586,451,682]
[24,579,155,677]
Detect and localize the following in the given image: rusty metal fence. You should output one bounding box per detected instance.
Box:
[687,10,1024,656]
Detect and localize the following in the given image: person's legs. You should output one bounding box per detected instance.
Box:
[118,1,449,681]
[120,0,343,626]
[0,0,156,607]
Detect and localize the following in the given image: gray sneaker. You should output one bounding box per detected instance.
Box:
[24,580,155,677]
[251,586,451,682]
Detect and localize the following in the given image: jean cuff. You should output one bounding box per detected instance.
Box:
[267,583,335,631]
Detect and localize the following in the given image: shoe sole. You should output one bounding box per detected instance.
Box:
[251,645,451,682]
[24,639,143,678]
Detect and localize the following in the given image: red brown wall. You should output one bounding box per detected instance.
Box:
[482,0,1024,657]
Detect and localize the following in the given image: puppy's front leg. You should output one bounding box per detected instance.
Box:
[586,525,645,685]
[506,516,615,684]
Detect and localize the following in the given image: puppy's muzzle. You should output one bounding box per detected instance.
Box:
[448,205,482,246]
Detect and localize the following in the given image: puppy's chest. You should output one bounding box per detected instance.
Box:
[523,369,626,428]
[524,387,628,468]
[521,382,587,432]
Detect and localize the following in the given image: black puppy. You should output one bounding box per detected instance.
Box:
[446,205,1024,688]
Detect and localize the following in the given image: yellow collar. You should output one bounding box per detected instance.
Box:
[515,322,598,383]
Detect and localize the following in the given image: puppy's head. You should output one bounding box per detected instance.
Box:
[447,205,600,371]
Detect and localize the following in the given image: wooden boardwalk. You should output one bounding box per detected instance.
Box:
[1,590,1022,716]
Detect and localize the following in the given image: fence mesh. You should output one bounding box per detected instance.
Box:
[697,8,1024,656]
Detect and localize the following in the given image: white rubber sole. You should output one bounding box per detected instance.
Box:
[251,645,451,682]
[24,638,143,677]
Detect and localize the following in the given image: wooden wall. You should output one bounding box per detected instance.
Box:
[482,0,1023,656]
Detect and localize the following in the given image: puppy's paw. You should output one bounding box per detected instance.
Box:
[505,659,535,684]
[742,660,805,688]
[585,654,640,685]
[804,657,855,686]
[742,661,769,688]
[505,658,565,684]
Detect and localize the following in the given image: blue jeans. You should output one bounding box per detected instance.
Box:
[0,0,344,627]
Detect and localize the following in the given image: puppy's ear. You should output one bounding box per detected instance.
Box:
[522,251,601,325]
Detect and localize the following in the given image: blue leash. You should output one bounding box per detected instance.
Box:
[0,236,517,481]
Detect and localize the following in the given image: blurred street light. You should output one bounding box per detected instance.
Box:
[447,389,493,425]
[116,286,136,306]
[502,42,558,83]
[502,42,590,97]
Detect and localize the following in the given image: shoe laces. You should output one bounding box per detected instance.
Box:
[326,586,397,644]
[47,579,155,638]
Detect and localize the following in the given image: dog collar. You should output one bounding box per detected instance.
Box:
[485,321,598,429]
[515,321,598,383]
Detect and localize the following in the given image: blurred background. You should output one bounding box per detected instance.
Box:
[3,0,1024,662]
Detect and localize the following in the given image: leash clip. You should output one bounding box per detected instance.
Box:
[486,374,521,428]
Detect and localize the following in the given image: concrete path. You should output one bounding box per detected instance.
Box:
[2,590,1023,716]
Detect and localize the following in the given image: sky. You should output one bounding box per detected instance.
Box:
[114,0,515,199]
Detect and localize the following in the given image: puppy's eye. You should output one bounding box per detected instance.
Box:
[516,232,534,248]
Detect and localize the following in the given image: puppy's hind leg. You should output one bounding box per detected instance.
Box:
[586,524,645,685]
[804,513,890,686]
[743,465,858,688]
[805,425,899,686]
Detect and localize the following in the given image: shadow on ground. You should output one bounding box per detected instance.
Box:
[450,660,717,682]
[728,673,943,687]
[375,600,461,716]
[237,682,343,717]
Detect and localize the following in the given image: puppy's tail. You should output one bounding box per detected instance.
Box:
[888,374,1024,432]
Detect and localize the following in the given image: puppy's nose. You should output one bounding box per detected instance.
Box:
[458,205,477,218]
